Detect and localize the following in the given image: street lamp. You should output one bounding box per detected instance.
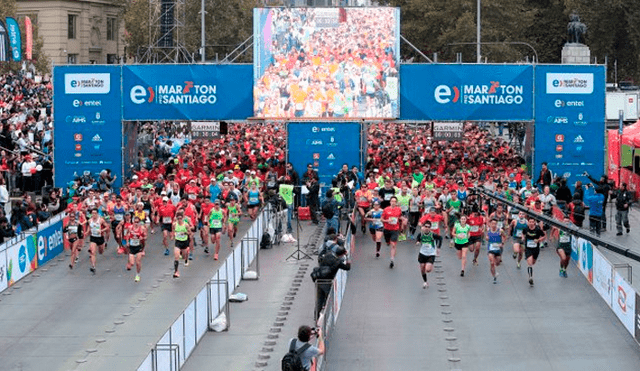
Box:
[477,0,481,63]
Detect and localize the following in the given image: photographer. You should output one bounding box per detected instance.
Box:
[584,183,604,236]
[613,182,633,235]
[283,325,324,371]
[314,245,351,320]
[585,172,612,229]
[305,173,320,224]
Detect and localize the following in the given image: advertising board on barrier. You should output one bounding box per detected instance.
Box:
[534,65,605,189]
[636,293,640,343]
[37,217,64,266]
[253,7,400,119]
[123,65,253,121]
[577,238,593,283]
[612,270,636,336]
[0,249,7,292]
[592,248,613,307]
[287,122,362,186]
[400,64,534,121]
[53,65,123,189]
[6,235,37,286]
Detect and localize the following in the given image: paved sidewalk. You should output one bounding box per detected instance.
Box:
[181,221,323,371]
[326,231,640,371]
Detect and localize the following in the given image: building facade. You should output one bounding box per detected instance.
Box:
[16,0,125,66]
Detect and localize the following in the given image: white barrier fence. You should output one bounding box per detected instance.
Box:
[570,236,639,344]
[0,212,66,294]
[136,206,271,371]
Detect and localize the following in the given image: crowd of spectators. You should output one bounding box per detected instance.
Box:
[254,8,399,118]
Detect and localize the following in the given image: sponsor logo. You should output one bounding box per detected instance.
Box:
[563,172,571,178]
[618,285,627,312]
[65,73,111,94]
[75,144,82,151]
[547,116,568,124]
[574,135,584,143]
[308,140,323,146]
[66,115,86,124]
[435,81,525,105]
[129,81,217,105]
[18,244,27,273]
[327,153,335,160]
[92,134,102,142]
[575,145,583,152]
[555,134,564,142]
[547,73,594,94]
[37,229,63,262]
[556,145,563,152]
[313,153,320,160]
[555,154,563,159]
[313,161,319,167]
[91,112,105,125]
[574,112,588,126]
[311,126,335,133]
[74,133,83,142]
[554,99,585,108]
[74,153,82,157]
[93,145,101,151]
[72,99,102,108]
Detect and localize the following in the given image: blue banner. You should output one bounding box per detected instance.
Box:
[122,64,253,121]
[400,64,534,121]
[533,65,606,188]
[287,123,362,187]
[53,65,123,189]
[5,17,20,62]
[36,217,64,266]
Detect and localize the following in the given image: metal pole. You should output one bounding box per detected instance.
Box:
[619,109,624,186]
[477,0,481,63]
[200,0,205,62]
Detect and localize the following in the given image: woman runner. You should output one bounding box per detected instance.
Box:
[364,201,384,257]
[486,219,506,283]
[415,223,437,288]
[127,215,147,282]
[452,214,471,277]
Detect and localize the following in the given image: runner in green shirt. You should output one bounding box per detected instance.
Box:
[227,198,241,248]
[452,215,471,277]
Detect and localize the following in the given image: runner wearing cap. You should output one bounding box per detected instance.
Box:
[354,186,372,234]
[64,212,84,270]
[381,196,402,268]
[208,199,227,260]
[419,206,445,255]
[415,222,437,288]
[245,181,263,220]
[87,208,109,274]
[126,215,147,282]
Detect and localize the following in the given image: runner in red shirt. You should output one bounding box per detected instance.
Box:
[381,196,402,269]
[200,197,215,254]
[158,197,177,255]
[184,179,201,204]
[355,187,372,233]
[181,198,198,260]
[467,206,485,266]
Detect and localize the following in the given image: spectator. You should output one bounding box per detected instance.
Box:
[613,182,633,236]
[314,245,351,320]
[584,185,604,236]
[585,172,612,229]
[536,162,552,189]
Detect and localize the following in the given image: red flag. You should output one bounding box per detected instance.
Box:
[25,16,32,60]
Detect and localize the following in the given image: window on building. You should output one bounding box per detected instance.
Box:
[107,17,117,41]
[68,14,77,39]
[67,54,78,64]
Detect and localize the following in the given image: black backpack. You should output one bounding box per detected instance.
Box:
[260,232,272,249]
[322,202,334,219]
[281,339,311,371]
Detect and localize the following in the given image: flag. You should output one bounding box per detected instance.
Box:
[0,20,8,62]
[6,17,21,62]
[25,16,32,60]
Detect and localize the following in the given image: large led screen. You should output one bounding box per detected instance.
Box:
[253,7,400,119]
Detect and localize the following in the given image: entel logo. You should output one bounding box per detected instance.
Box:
[130,85,156,104]
[617,285,627,312]
[37,230,63,262]
[72,99,101,108]
[434,85,460,104]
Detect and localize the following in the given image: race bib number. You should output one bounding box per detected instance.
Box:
[497,222,504,229]
[389,217,398,225]
[359,196,368,203]
[211,220,222,228]
[68,226,78,235]
[115,214,124,221]
[559,235,570,243]
[176,232,187,240]
[457,233,466,239]
[130,238,140,246]
[384,194,392,201]
[91,226,101,237]
[163,217,172,224]
[515,230,523,237]
[489,243,501,252]
[188,194,196,200]
[526,240,537,248]
[249,197,259,204]
[431,222,439,230]
[470,225,479,232]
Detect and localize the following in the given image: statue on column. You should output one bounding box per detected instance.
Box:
[567,11,587,44]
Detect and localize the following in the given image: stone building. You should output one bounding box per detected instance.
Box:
[16,0,125,66]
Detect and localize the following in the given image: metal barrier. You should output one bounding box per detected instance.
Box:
[137,206,268,371]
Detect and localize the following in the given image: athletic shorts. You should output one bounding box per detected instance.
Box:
[68,237,78,244]
[525,247,540,260]
[454,242,468,250]
[369,226,383,235]
[418,253,436,264]
[210,227,222,234]
[383,229,399,243]
[357,205,370,213]
[111,221,120,231]
[248,203,260,209]
[129,245,143,255]
[468,235,482,244]
[176,239,190,250]
[90,236,105,246]
[557,243,572,255]
[488,248,503,257]
[162,223,172,232]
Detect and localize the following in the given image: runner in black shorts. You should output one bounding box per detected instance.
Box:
[556,214,572,278]
[172,211,192,278]
[87,208,109,275]
[415,223,437,288]
[522,217,546,286]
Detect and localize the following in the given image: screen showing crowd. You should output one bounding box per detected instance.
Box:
[253,7,400,119]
